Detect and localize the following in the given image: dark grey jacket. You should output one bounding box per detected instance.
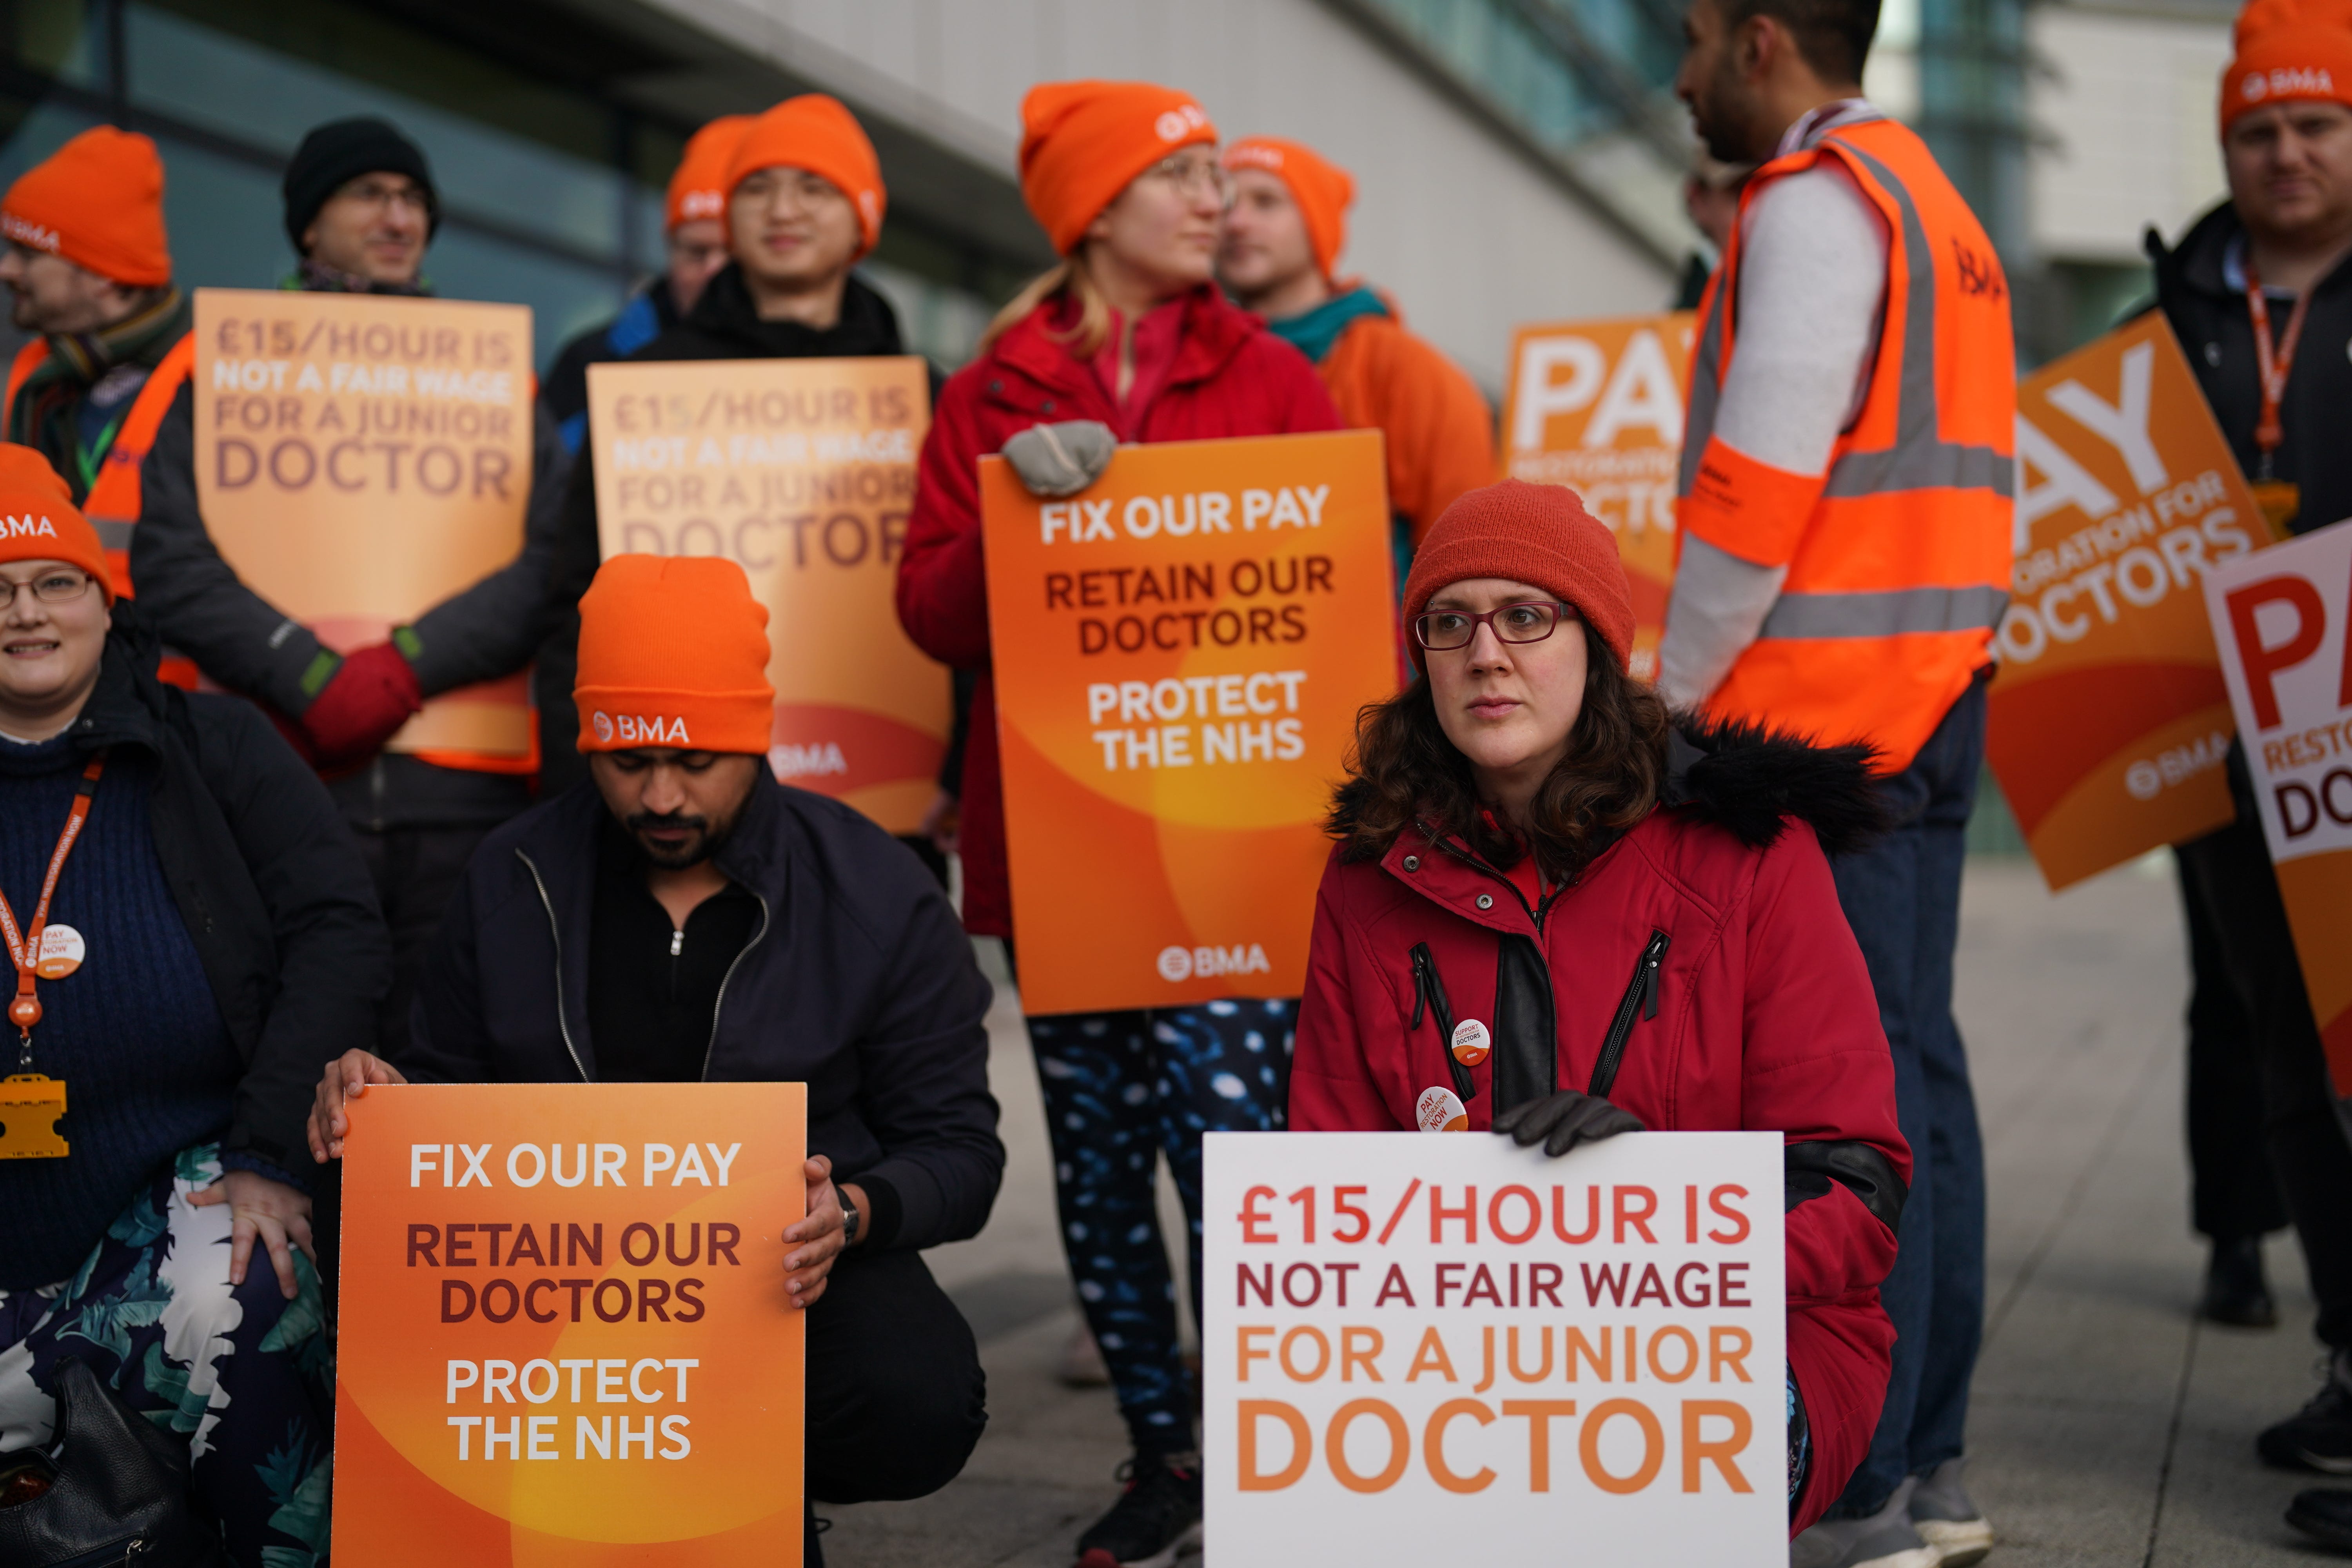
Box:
[2149,202,2352,538]
[73,608,391,1167]
[402,771,1003,1251]
[130,381,570,828]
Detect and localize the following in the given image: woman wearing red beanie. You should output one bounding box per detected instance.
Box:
[895,79,1341,1568]
[1293,479,1911,1535]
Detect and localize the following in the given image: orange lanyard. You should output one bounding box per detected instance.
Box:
[2245,267,2312,481]
[3,750,105,1064]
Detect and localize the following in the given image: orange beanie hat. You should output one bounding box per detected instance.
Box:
[1223,137,1355,277]
[668,114,754,231]
[0,444,113,603]
[2222,0,2352,131]
[1,127,171,288]
[575,555,773,754]
[1019,81,1217,254]
[726,95,886,256]
[1402,480,1634,673]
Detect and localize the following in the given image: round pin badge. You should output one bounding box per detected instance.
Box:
[34,924,84,980]
[1415,1085,1469,1133]
[1450,1018,1492,1067]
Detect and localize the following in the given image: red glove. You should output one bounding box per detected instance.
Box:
[299,642,423,768]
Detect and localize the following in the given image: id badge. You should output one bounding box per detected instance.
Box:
[2253,479,2301,539]
[0,1072,67,1159]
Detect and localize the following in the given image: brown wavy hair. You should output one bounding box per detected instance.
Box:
[1327,647,1672,884]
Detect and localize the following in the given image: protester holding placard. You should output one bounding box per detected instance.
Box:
[541,114,753,459]
[1215,135,1495,555]
[1291,479,1907,1532]
[0,445,388,1567]
[130,117,571,1056]
[1660,0,2014,1553]
[305,552,998,1566]
[543,93,927,802]
[896,79,1343,1567]
[0,127,192,606]
[2146,0,2352,1522]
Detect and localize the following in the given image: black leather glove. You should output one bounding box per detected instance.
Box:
[1002,420,1116,497]
[1492,1091,1645,1156]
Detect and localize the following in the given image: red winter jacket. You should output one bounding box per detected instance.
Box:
[896,285,1343,940]
[1292,722,1908,1533]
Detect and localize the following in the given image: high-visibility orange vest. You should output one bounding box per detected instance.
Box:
[7,332,196,602]
[1676,113,2013,774]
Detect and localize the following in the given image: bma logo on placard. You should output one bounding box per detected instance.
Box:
[1158,943,1273,983]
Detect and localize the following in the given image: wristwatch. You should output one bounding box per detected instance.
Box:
[839,1190,861,1247]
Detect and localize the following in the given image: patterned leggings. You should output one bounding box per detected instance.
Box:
[0,1144,333,1567]
[1026,998,1294,1457]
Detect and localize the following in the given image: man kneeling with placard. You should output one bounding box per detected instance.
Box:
[307,554,1003,1560]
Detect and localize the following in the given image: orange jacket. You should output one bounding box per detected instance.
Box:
[1319,308,1495,546]
[5,332,194,600]
[1676,114,2013,773]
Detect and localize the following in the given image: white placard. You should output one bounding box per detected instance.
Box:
[1203,1130,1787,1564]
[2204,516,2352,864]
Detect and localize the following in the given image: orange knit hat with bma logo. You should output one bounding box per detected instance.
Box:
[1223,136,1356,278]
[668,114,754,232]
[0,127,171,288]
[1019,81,1218,254]
[725,95,887,257]
[1402,479,1635,673]
[0,443,113,603]
[2222,0,2352,132]
[575,555,773,754]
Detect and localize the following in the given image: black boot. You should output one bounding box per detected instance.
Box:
[2288,1488,2352,1549]
[2201,1234,2278,1328]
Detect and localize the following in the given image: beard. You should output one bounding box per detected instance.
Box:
[624,807,735,871]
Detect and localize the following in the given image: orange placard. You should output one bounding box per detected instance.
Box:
[1501,313,1693,682]
[192,289,534,757]
[2204,519,2352,1093]
[586,358,949,835]
[982,431,1396,1015]
[1988,314,2281,890]
[332,1082,806,1566]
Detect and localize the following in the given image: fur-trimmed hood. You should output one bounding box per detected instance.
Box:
[1661,715,1886,858]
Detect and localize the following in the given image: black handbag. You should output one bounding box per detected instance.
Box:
[0,1357,230,1567]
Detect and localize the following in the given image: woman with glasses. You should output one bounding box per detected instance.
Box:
[1293,479,1911,1534]
[0,445,387,1565]
[896,79,1341,1568]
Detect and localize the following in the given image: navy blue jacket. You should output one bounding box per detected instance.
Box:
[401,773,1003,1251]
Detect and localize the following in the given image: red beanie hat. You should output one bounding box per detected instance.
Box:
[1223,136,1355,278]
[1,127,171,288]
[575,555,773,754]
[1019,81,1217,255]
[1402,480,1634,673]
[0,444,113,603]
[2222,0,2352,132]
[726,95,886,256]
[668,114,754,232]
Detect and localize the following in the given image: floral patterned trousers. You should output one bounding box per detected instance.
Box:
[0,1143,332,1567]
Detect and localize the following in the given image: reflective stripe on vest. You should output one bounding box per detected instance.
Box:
[3,333,194,597]
[1676,114,2015,770]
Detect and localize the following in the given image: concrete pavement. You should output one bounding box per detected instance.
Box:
[822,858,2343,1565]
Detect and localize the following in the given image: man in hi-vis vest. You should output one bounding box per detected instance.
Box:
[0,127,192,608]
[1662,0,2014,1562]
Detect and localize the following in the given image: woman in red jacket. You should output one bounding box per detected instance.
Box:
[1293,479,1909,1534]
[895,79,1341,1568]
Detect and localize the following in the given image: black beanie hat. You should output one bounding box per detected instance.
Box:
[282,117,439,252]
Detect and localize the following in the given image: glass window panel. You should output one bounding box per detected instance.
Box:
[124,3,622,263]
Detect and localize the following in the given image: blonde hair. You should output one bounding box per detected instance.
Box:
[980,248,1115,359]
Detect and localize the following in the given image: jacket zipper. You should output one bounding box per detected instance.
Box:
[47,1536,146,1567]
[701,893,771,1082]
[1586,931,1669,1099]
[1410,943,1475,1101]
[516,848,590,1083]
